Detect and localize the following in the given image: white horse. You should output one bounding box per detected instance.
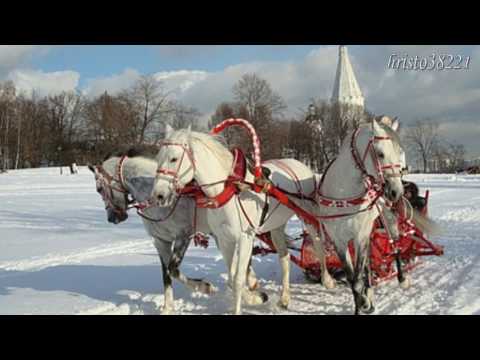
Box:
[88,149,267,314]
[87,151,217,314]
[312,119,405,314]
[151,126,333,314]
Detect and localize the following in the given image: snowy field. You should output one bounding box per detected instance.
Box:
[0,167,479,315]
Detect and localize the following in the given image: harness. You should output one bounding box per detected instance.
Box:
[155,140,248,209]
[316,126,402,215]
[95,155,133,217]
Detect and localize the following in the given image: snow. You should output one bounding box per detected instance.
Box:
[0,168,479,315]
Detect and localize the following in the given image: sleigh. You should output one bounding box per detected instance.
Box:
[206,118,444,286]
[253,189,444,285]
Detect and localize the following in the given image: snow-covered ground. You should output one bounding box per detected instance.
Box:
[0,168,479,315]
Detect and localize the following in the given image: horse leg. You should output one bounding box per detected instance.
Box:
[332,239,358,313]
[233,231,255,315]
[395,252,410,289]
[270,227,291,309]
[153,239,176,314]
[309,225,336,289]
[169,236,217,295]
[215,232,266,307]
[247,257,259,291]
[160,259,175,315]
[352,236,375,315]
[383,206,411,289]
[363,244,376,313]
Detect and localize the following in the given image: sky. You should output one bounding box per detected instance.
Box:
[1,45,479,158]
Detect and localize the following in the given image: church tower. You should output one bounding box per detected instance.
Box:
[331,46,365,108]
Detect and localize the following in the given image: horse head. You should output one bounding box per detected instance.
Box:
[369,118,404,202]
[153,124,196,207]
[88,156,132,224]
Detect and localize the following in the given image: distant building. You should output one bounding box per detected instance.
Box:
[331,46,365,109]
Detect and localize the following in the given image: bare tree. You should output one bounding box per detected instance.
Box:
[123,74,174,144]
[232,73,286,121]
[168,102,203,131]
[209,102,243,146]
[404,119,440,173]
[44,91,84,166]
[445,142,466,172]
[298,99,372,171]
[231,73,287,160]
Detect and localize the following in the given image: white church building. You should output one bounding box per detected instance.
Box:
[331,45,365,108]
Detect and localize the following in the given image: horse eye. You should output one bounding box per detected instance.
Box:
[378,152,385,159]
[170,158,178,163]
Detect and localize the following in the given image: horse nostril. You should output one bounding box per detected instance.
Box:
[391,190,397,199]
[157,194,164,201]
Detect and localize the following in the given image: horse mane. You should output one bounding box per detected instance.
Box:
[378,123,403,151]
[191,132,234,172]
[168,129,234,173]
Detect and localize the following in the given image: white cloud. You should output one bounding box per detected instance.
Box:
[8,69,80,96]
[153,70,208,97]
[83,68,141,97]
[83,68,209,101]
[178,46,339,117]
[0,46,51,76]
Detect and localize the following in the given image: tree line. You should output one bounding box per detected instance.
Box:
[0,75,202,170]
[0,71,467,174]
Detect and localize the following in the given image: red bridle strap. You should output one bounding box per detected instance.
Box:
[317,126,402,210]
[156,141,196,191]
[95,155,131,216]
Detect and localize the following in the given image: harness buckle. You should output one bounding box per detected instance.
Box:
[233,181,251,192]
[254,177,272,194]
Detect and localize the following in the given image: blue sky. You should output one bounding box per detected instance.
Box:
[30,45,325,87]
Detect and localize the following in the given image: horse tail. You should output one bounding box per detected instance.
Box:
[410,209,443,237]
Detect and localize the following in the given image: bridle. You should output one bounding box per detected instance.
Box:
[155,141,196,193]
[350,123,403,193]
[95,155,133,218]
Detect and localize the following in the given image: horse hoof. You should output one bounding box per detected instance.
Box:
[323,276,336,290]
[360,301,375,314]
[243,290,269,305]
[400,276,412,290]
[277,299,289,310]
[360,298,375,314]
[277,295,290,310]
[359,293,375,314]
[361,304,375,314]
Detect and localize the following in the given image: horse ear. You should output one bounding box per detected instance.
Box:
[391,118,400,131]
[187,124,192,133]
[88,164,96,174]
[165,123,174,138]
[372,117,382,132]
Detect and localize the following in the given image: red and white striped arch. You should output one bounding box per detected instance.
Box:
[210,118,262,179]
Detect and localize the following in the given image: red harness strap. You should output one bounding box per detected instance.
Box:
[181,148,247,209]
